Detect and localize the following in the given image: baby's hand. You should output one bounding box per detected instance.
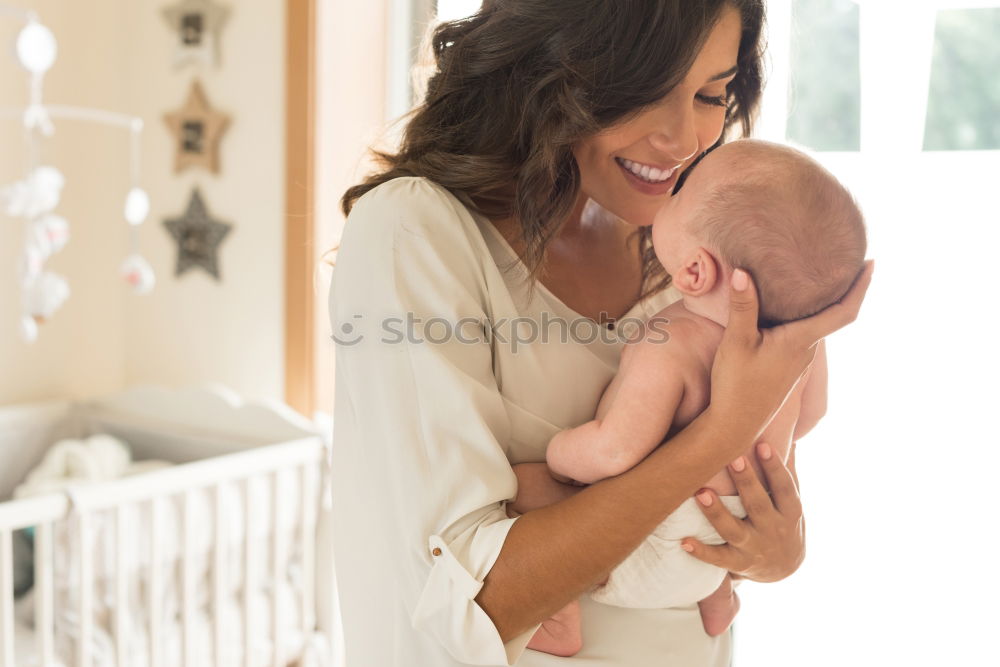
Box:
[509,463,584,515]
[549,470,582,486]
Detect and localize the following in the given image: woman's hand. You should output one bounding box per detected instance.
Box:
[708,262,873,444]
[681,442,805,583]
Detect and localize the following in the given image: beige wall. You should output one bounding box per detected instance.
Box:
[0,0,286,406]
[0,1,129,404]
[313,0,389,416]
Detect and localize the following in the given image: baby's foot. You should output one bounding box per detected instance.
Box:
[698,575,740,637]
[526,599,583,657]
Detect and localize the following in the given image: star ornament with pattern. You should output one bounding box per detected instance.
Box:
[163,188,232,280]
[161,0,230,69]
[163,79,230,174]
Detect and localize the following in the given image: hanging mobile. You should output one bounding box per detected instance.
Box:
[0,7,156,342]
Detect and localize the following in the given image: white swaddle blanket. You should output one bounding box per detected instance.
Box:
[590,495,747,609]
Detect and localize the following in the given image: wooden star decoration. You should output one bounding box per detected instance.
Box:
[161,0,230,69]
[163,79,230,174]
[163,188,232,280]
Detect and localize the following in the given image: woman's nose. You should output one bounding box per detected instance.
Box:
[648,107,700,164]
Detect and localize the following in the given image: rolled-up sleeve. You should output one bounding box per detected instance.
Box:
[330,178,541,665]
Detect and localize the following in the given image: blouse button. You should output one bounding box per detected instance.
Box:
[432,547,442,557]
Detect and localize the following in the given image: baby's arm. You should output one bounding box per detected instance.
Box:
[792,340,828,441]
[507,462,582,516]
[546,337,688,484]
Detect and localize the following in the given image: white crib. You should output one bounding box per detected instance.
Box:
[0,385,334,667]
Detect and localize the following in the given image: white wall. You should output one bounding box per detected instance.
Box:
[1,0,286,406]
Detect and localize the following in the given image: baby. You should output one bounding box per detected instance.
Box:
[512,139,868,656]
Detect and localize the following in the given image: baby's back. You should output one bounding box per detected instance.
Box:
[604,300,809,495]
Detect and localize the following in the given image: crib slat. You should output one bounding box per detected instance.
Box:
[243,476,255,667]
[271,471,285,667]
[182,491,196,667]
[77,513,93,667]
[300,464,317,636]
[1,530,14,667]
[115,506,128,665]
[149,498,162,667]
[35,523,54,666]
[213,483,226,667]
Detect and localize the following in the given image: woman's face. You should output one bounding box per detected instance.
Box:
[572,6,743,227]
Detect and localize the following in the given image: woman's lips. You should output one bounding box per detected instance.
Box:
[615,158,681,196]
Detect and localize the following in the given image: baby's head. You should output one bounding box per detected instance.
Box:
[652,139,867,327]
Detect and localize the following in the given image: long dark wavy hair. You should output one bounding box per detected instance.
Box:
[341,0,766,301]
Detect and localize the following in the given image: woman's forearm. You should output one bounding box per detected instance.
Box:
[476,406,755,642]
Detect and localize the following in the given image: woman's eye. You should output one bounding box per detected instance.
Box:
[696,93,727,108]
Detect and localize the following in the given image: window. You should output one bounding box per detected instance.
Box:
[774,1,1000,153]
[786,0,861,151]
[924,8,1000,150]
[436,0,482,21]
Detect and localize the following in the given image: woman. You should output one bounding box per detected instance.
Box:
[328,1,873,665]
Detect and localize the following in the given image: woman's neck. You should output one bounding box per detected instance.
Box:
[492,190,591,249]
[560,191,591,237]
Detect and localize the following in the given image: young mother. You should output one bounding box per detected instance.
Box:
[328,1,872,665]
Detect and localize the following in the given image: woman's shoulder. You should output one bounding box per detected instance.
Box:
[336,177,495,294]
[348,176,478,239]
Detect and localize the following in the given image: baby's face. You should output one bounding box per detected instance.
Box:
[650,148,726,274]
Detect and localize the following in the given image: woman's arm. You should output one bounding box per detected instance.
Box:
[480,407,752,641]
[476,263,873,642]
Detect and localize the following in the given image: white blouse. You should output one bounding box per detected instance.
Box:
[328,176,733,666]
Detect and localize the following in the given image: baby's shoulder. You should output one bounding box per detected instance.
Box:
[625,307,719,374]
[622,313,703,365]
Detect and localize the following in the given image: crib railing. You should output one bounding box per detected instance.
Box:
[0,437,326,667]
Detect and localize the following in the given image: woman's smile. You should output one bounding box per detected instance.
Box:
[614,156,683,196]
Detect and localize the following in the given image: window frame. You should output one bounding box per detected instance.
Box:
[284,0,318,417]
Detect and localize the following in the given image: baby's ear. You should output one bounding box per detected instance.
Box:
[683,247,720,296]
